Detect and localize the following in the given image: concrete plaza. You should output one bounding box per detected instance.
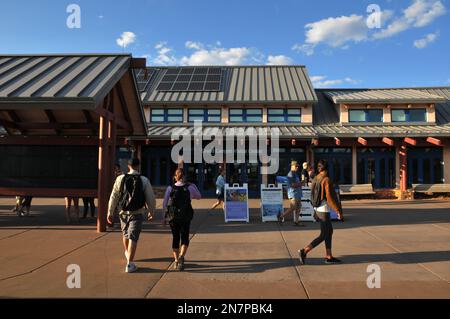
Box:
[0,197,449,299]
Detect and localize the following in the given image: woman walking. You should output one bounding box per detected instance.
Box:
[163,168,201,271]
[298,159,344,265]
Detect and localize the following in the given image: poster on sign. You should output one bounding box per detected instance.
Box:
[260,184,283,222]
[300,187,316,222]
[224,183,249,223]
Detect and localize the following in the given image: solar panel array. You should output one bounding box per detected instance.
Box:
[156,67,223,92]
[135,68,157,92]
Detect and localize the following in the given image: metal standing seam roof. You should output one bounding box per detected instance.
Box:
[0,54,132,108]
[141,65,318,105]
[147,125,317,139]
[324,88,446,104]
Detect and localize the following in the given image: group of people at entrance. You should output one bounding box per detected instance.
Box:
[105,157,344,273]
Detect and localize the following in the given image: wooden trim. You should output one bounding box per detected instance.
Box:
[426,137,442,146]
[0,188,97,197]
[382,137,394,146]
[404,137,417,146]
[357,137,368,146]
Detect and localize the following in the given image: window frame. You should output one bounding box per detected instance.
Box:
[348,109,384,123]
[229,108,263,123]
[267,108,302,123]
[391,108,427,123]
[150,108,184,123]
[188,108,222,123]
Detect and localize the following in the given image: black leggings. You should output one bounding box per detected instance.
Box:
[170,220,191,249]
[82,197,96,217]
[310,213,333,250]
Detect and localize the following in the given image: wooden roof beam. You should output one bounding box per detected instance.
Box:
[334,137,341,146]
[404,137,417,146]
[426,137,442,146]
[382,137,394,146]
[44,110,61,135]
[357,137,368,146]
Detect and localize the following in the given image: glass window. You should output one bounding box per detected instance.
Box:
[151,109,165,123]
[349,110,366,122]
[229,109,262,123]
[409,109,426,122]
[167,109,183,123]
[268,108,301,123]
[367,109,383,122]
[188,109,221,123]
[392,109,407,122]
[287,109,301,122]
[392,109,426,122]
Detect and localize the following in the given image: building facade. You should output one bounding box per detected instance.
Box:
[134,65,450,198]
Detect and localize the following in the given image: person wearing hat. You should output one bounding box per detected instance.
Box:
[278,160,303,226]
[107,158,156,273]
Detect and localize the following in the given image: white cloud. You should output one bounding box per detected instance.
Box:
[293,0,446,55]
[185,41,203,50]
[374,0,446,39]
[152,42,178,65]
[311,75,360,88]
[266,55,294,65]
[414,31,439,48]
[180,46,256,66]
[116,31,136,48]
[292,43,315,56]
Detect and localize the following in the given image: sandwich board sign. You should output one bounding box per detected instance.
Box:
[300,187,316,222]
[224,183,249,223]
[260,184,283,222]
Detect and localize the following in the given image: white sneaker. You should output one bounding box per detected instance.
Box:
[126,263,138,273]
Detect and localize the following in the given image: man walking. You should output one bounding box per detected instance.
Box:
[278,161,303,226]
[107,158,156,273]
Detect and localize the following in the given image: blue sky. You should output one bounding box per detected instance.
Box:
[1,0,449,88]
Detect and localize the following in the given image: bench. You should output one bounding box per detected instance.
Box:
[412,184,450,197]
[339,184,375,196]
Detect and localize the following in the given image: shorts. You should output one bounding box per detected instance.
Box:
[217,191,224,201]
[289,198,302,211]
[120,213,143,242]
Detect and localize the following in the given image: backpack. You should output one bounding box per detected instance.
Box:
[166,184,194,223]
[118,174,146,211]
[310,175,326,208]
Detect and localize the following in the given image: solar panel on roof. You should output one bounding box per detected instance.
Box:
[135,68,156,92]
[156,67,224,92]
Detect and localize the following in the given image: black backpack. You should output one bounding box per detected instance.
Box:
[166,184,193,223]
[311,175,326,208]
[118,174,146,211]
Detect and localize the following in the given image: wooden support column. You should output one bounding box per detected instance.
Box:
[352,145,357,184]
[108,117,117,191]
[97,115,109,233]
[444,139,450,183]
[399,141,408,194]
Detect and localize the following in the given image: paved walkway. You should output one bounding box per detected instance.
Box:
[0,197,449,298]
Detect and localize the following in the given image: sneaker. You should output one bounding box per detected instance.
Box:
[298,249,307,265]
[325,257,342,264]
[177,256,185,271]
[126,263,138,273]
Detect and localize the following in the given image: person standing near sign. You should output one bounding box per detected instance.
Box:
[211,168,225,211]
[163,168,201,271]
[301,162,311,187]
[278,161,303,227]
[298,159,344,265]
